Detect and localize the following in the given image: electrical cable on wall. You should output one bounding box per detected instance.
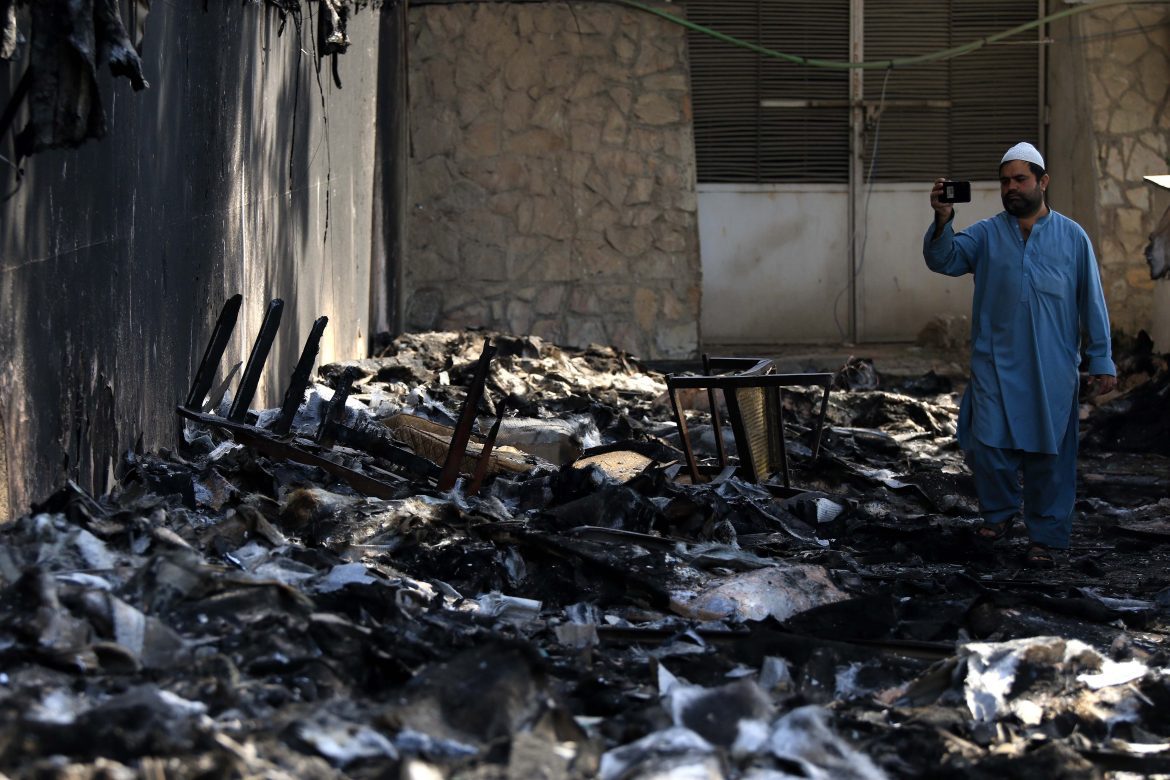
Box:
[832,67,892,343]
[613,0,1163,70]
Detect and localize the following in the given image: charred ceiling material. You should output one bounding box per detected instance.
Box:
[2,330,1170,777]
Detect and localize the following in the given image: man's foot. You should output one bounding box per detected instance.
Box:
[1025,544,1057,569]
[975,518,1015,543]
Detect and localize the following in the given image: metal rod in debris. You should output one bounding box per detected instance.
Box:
[227,298,284,423]
[184,294,243,410]
[437,339,498,491]
[467,401,507,497]
[271,315,329,435]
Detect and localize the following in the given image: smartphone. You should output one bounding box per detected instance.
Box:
[939,181,971,204]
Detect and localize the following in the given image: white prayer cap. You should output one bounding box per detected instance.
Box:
[1001,141,1045,169]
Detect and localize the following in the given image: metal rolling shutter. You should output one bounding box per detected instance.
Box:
[688,0,851,184]
[689,1,1042,184]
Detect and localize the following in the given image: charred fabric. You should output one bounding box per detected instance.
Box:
[2,325,1170,779]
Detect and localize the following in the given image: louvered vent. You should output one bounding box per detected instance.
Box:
[689,1,1042,184]
[865,0,1041,181]
[688,0,850,184]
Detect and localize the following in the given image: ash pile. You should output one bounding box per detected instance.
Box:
[3,329,1170,779]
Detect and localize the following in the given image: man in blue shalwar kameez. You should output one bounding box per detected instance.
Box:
[923,142,1116,568]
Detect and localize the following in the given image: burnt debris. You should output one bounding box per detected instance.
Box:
[2,325,1170,778]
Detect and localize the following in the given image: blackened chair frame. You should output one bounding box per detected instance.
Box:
[667,357,833,489]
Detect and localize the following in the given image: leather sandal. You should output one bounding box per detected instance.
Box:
[1025,544,1057,569]
[975,518,1015,543]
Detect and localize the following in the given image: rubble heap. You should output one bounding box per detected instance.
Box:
[2,330,1169,779]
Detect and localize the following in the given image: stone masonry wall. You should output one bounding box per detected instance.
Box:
[405,1,701,359]
[1079,4,1170,334]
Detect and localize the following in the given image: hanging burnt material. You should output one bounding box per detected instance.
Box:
[6,0,148,157]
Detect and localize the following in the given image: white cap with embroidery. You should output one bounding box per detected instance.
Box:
[1000,141,1045,169]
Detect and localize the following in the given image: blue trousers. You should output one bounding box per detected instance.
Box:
[963,405,1079,549]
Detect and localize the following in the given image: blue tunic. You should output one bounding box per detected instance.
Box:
[923,210,1114,455]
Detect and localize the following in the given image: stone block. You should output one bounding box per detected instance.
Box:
[634,93,682,125]
[654,160,686,188]
[532,6,560,35]
[465,211,511,247]
[655,322,698,359]
[602,110,628,146]
[605,321,643,357]
[430,6,464,39]
[630,206,661,227]
[531,318,564,344]
[672,189,698,213]
[517,200,534,235]
[1099,179,1125,208]
[633,288,658,331]
[1125,187,1150,212]
[532,95,568,132]
[534,284,567,315]
[412,114,457,160]
[426,58,457,103]
[525,159,556,196]
[634,39,677,76]
[609,86,633,114]
[630,128,664,154]
[578,8,616,37]
[503,91,534,132]
[1118,207,1145,239]
[468,8,518,62]
[597,149,646,177]
[504,47,541,92]
[569,285,597,313]
[531,197,574,240]
[441,300,491,329]
[570,73,606,101]
[516,8,535,37]
[568,95,612,124]
[1128,140,1167,183]
[580,244,629,278]
[506,129,567,155]
[1109,90,1155,134]
[464,156,528,193]
[410,157,454,205]
[405,286,445,330]
[545,55,577,90]
[489,192,524,219]
[661,289,695,321]
[652,224,688,253]
[457,90,492,128]
[458,121,501,160]
[615,36,637,64]
[455,52,489,90]
[584,168,629,209]
[1126,267,1157,291]
[564,315,608,349]
[605,224,651,258]
[586,202,620,233]
[641,73,688,93]
[505,300,533,335]
[571,123,602,154]
[460,240,509,281]
[626,177,654,205]
[570,153,593,184]
[663,133,692,160]
[1138,50,1170,104]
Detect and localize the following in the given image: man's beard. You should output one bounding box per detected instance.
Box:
[1003,188,1044,217]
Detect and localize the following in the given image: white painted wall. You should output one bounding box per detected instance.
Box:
[857,182,1002,342]
[698,185,851,344]
[699,181,1003,344]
